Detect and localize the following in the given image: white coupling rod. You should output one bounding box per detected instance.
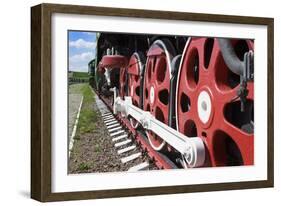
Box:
[113,93,205,168]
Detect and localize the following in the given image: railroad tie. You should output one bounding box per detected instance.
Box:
[103,115,114,120]
[114,139,132,147]
[101,112,112,117]
[103,117,115,121]
[117,145,136,154]
[105,120,118,126]
[121,153,141,163]
[112,134,128,142]
[108,126,122,133]
[103,115,114,119]
[110,130,124,137]
[107,123,120,129]
[104,118,116,123]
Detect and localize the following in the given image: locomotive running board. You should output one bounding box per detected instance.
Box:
[112,88,205,168]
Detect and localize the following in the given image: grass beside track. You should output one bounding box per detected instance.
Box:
[75,84,98,136]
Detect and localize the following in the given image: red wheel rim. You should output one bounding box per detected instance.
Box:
[143,39,175,151]
[127,52,144,128]
[176,38,254,166]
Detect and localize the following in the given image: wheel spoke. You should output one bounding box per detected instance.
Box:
[219,88,238,104]
[151,57,157,83]
[155,99,168,121]
[196,38,206,76]
[204,39,221,80]
[177,102,197,134]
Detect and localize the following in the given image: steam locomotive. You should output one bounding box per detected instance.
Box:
[90,32,254,168]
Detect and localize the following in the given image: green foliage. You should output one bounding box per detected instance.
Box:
[94,144,101,153]
[78,162,90,171]
[72,72,89,78]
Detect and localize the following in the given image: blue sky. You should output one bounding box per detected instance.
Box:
[68,31,96,72]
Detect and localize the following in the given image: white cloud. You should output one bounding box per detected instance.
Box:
[69,52,94,72]
[69,52,93,62]
[69,38,96,49]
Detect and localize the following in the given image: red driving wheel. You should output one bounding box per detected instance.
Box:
[176,37,254,166]
[143,39,176,151]
[127,52,145,128]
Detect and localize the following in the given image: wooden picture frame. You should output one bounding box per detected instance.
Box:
[31,3,274,202]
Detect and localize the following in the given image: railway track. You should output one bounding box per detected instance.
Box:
[92,88,178,171]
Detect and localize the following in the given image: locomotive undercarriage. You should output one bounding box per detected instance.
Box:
[95,33,254,168]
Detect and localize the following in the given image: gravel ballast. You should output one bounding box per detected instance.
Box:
[69,85,157,173]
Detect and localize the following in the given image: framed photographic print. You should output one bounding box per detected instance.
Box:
[31,3,274,202]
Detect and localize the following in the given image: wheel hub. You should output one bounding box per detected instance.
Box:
[150,86,155,104]
[197,90,212,124]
